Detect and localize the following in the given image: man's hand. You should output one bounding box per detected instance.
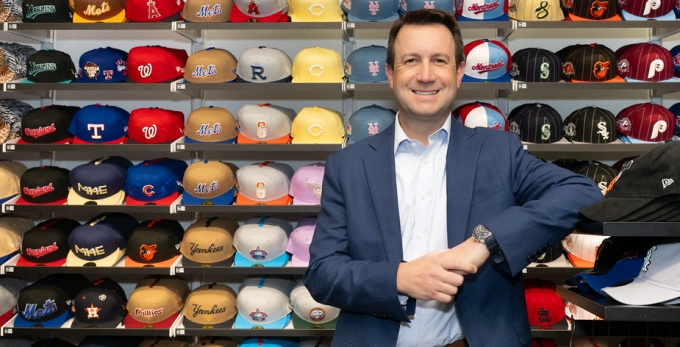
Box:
[439,237,491,272]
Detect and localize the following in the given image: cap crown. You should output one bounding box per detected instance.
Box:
[180,217,239,263]
[237,46,292,83]
[185,48,238,83]
[182,0,233,22]
[563,106,617,143]
[291,106,344,144]
[344,45,388,83]
[185,106,238,143]
[292,47,343,83]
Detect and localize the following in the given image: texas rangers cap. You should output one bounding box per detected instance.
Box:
[17,217,79,266]
[16,166,70,205]
[401,0,455,12]
[26,49,77,83]
[66,212,138,267]
[289,162,324,205]
[236,103,296,144]
[17,105,79,144]
[574,255,645,295]
[0,277,26,326]
[184,48,238,83]
[0,215,33,263]
[233,276,295,329]
[616,43,676,82]
[288,0,343,21]
[235,46,292,83]
[124,275,189,328]
[286,217,316,266]
[124,158,188,206]
[291,106,344,144]
[71,0,126,22]
[616,102,675,143]
[185,106,238,144]
[127,108,185,144]
[70,277,128,328]
[619,0,675,20]
[0,161,26,203]
[235,161,294,205]
[233,217,293,267]
[22,0,72,22]
[344,45,388,83]
[241,338,299,347]
[125,0,182,21]
[68,156,132,205]
[508,0,564,20]
[341,0,400,21]
[453,101,508,131]
[230,0,289,21]
[69,104,130,144]
[462,39,512,82]
[182,160,237,205]
[13,274,89,328]
[291,47,344,83]
[508,103,563,143]
[562,233,610,267]
[523,279,565,327]
[574,162,618,195]
[182,283,237,328]
[76,47,128,83]
[125,219,184,267]
[346,104,395,144]
[456,0,508,20]
[127,46,188,83]
[560,43,625,82]
[290,280,339,329]
[510,48,561,82]
[182,0,232,21]
[563,106,618,143]
[563,0,621,20]
[180,217,239,266]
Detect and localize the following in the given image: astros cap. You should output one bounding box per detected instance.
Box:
[456,0,509,20]
[230,0,289,21]
[236,103,296,144]
[523,279,565,327]
[16,166,70,205]
[127,108,185,144]
[233,276,295,329]
[124,275,189,328]
[288,0,343,21]
[291,106,344,144]
[184,48,238,83]
[574,162,618,195]
[70,277,128,328]
[66,212,138,267]
[344,45,388,83]
[233,217,293,267]
[0,277,26,326]
[562,233,610,267]
[182,283,237,328]
[508,103,563,143]
[453,101,508,131]
[616,102,675,143]
[26,49,77,83]
[182,160,237,205]
[180,217,239,266]
[291,47,344,83]
[560,43,625,82]
[619,0,675,20]
[17,218,79,266]
[563,0,621,20]
[286,217,316,266]
[127,46,188,83]
[0,215,34,262]
[508,0,564,20]
[510,47,562,82]
[290,280,339,329]
[125,219,184,267]
[289,162,324,205]
[346,104,395,144]
[69,104,130,144]
[563,106,618,143]
[17,105,79,144]
[182,0,233,21]
[235,161,294,205]
[235,46,293,83]
[341,0,400,21]
[68,156,132,206]
[616,43,676,82]
[13,274,89,328]
[70,0,126,22]
[124,158,188,206]
[462,39,512,82]
[401,0,455,12]
[22,0,72,22]
[125,0,182,21]
[76,47,128,82]
[185,106,238,144]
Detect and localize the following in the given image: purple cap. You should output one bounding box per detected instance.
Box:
[289,162,325,206]
[286,217,317,267]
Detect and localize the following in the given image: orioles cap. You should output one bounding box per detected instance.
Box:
[185,106,238,144]
[184,48,238,83]
[124,275,189,328]
[237,104,296,144]
[182,160,237,205]
[291,47,344,83]
[290,280,339,329]
[235,161,294,205]
[288,0,343,21]
[236,46,293,83]
[233,217,293,267]
[563,0,621,20]
[125,219,184,268]
[560,43,625,82]
[182,0,233,22]
[182,283,237,328]
[233,276,295,329]
[291,106,344,144]
[180,217,239,266]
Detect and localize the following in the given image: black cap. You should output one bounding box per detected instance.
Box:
[509,103,563,143]
[14,274,89,327]
[18,105,80,144]
[32,338,76,347]
[18,217,80,266]
[590,236,659,274]
[510,48,562,83]
[559,44,623,82]
[125,219,184,267]
[16,166,70,204]
[574,162,617,195]
[71,277,128,328]
[22,0,73,22]
[563,106,618,143]
[26,49,77,83]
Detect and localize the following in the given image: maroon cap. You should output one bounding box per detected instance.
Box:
[616,103,675,143]
[617,43,675,82]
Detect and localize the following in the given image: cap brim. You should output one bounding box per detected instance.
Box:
[182,315,235,329]
[72,10,127,23]
[15,197,67,205]
[567,13,621,21]
[184,136,237,144]
[233,312,291,329]
[13,310,71,328]
[67,188,126,206]
[291,198,320,205]
[456,13,509,21]
[180,255,234,267]
[290,138,343,144]
[621,9,676,21]
[462,73,512,83]
[291,312,336,329]
[124,310,180,329]
[237,133,292,144]
[0,309,14,327]
[71,136,128,144]
[574,257,645,295]
[70,315,125,328]
[66,248,126,267]
[16,256,67,267]
[125,192,181,206]
[570,75,626,83]
[289,255,309,267]
[602,278,680,305]
[579,196,657,222]
[347,12,399,22]
[234,76,292,83]
[233,251,290,267]
[566,253,594,268]
[235,193,292,205]
[289,13,343,22]
[181,187,236,205]
[229,4,289,22]
[124,254,180,268]
[17,137,72,144]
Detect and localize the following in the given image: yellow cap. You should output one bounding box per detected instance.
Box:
[288,0,343,22]
[291,47,344,83]
[291,106,344,144]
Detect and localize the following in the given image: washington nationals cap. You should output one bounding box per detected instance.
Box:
[69,104,130,144]
[66,212,138,267]
[185,106,238,144]
[290,280,339,329]
[574,255,645,295]
[68,156,132,205]
[454,101,508,131]
[616,102,675,143]
[346,104,395,144]
[182,160,237,205]
[26,49,77,83]
[124,158,187,206]
[185,48,238,83]
[0,277,26,326]
[562,233,610,267]
[128,108,185,144]
[17,218,79,266]
[233,276,295,329]
[241,338,299,347]
[180,217,239,266]
[563,0,621,20]
[0,215,33,263]
[127,46,188,83]
[344,45,388,83]
[291,47,344,83]
[288,0,343,21]
[76,47,128,83]
[291,106,344,144]
[510,47,561,82]
[619,0,675,20]
[341,0,399,21]
[523,279,565,327]
[233,217,293,267]
[13,274,89,328]
[125,218,184,267]
[70,0,126,22]
[182,283,237,328]
[560,43,625,82]
[289,162,324,205]
[456,0,508,20]
[574,162,618,195]
[563,106,618,143]
[125,0,182,21]
[124,275,189,328]
[17,105,79,144]
[462,39,512,82]
[286,217,316,266]
[182,0,232,21]
[235,46,292,83]
[508,0,564,20]
[22,0,72,22]
[235,161,294,205]
[16,166,70,205]
[230,0,289,21]
[616,43,676,82]
[70,277,127,328]
[237,103,296,144]
[509,103,563,143]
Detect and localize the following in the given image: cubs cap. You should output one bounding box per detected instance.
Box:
[125,218,184,267]
[510,47,562,82]
[70,277,128,328]
[70,0,126,22]
[456,0,508,20]
[344,45,388,83]
[562,233,610,267]
[574,162,618,195]
[290,280,339,329]
[182,283,237,328]
[233,276,295,329]
[0,277,26,326]
[127,46,188,83]
[236,103,296,144]
[619,0,675,20]
[66,212,138,267]
[288,0,343,21]
[341,0,400,21]
[0,161,27,203]
[462,39,512,82]
[182,160,237,205]
[291,47,344,83]
[562,106,618,143]
[16,166,70,205]
[139,338,190,347]
[286,217,316,266]
[230,0,289,21]
[346,104,395,144]
[233,217,293,267]
[68,156,132,205]
[240,338,299,347]
[400,0,455,12]
[124,158,188,206]
[0,215,34,262]
[574,255,645,295]
[17,105,79,144]
[235,161,294,205]
[69,104,130,144]
[235,46,293,83]
[182,0,232,21]
[616,43,676,82]
[76,47,128,83]
[508,103,563,143]
[185,106,238,144]
[26,49,77,83]
[291,106,344,144]
[125,0,182,21]
[22,0,72,22]
[124,275,189,328]
[560,43,625,82]
[508,0,564,20]
[184,48,238,83]
[13,274,89,328]
[289,162,324,205]
[17,217,80,266]
[128,107,185,144]
[453,101,508,131]
[616,102,675,143]
[523,279,565,327]
[180,217,239,266]
[563,0,621,20]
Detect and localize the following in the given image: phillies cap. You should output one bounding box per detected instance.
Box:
[235,161,294,205]
[0,277,26,326]
[233,276,295,329]
[182,283,237,328]
[182,160,237,205]
[0,215,34,261]
[185,106,238,144]
[66,212,138,267]
[180,217,239,266]
[563,106,617,144]
[563,0,621,20]
[619,0,675,20]
[671,45,680,77]
[456,0,508,20]
[462,39,512,82]
[76,47,128,83]
[235,46,292,83]
[241,338,299,347]
[139,338,190,347]
[128,108,185,144]
[510,48,561,82]
[346,104,395,144]
[341,0,400,21]
[17,218,79,266]
[69,104,130,144]
[616,43,675,82]
[291,47,344,83]
[562,233,610,267]
[454,101,508,131]
[125,0,182,21]
[124,158,188,206]
[185,48,238,83]
[125,219,184,267]
[291,106,344,144]
[70,277,127,328]
[523,279,565,327]
[124,275,189,328]
[13,274,89,328]
[237,104,295,144]
[230,0,289,21]
[344,45,388,83]
[560,44,625,82]
[290,280,339,329]
[508,0,564,20]
[22,0,72,22]
[194,338,237,347]
[68,156,132,206]
[401,0,455,12]
[289,162,324,205]
[16,166,70,205]
[127,46,188,83]
[574,255,645,295]
[574,163,618,195]
[182,0,232,21]
[288,0,343,21]
[233,217,293,267]
[17,105,79,144]
[286,217,316,266]
[508,103,563,143]
[26,49,77,83]
[71,0,126,22]
[616,103,675,143]
[0,161,27,203]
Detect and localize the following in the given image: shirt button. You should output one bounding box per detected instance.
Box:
[417,233,423,239]
[423,158,429,165]
[420,194,427,200]
[410,142,417,148]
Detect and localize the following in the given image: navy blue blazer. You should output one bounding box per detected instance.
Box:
[304,119,603,347]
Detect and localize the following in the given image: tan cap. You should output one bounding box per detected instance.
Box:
[185,106,238,144]
[180,217,239,264]
[184,48,238,83]
[124,276,189,328]
[0,161,27,200]
[182,0,233,22]
[182,283,237,328]
[0,215,34,258]
[70,0,127,23]
[182,161,237,205]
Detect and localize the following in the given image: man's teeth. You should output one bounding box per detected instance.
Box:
[414,91,438,95]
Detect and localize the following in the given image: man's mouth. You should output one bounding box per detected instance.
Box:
[413,90,439,95]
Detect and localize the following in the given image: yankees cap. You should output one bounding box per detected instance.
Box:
[182,283,237,328]
[180,217,239,266]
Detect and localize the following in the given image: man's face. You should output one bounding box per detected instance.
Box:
[386,24,465,125]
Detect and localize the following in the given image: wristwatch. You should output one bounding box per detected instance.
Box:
[472,224,501,255]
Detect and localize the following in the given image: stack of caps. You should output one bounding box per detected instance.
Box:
[286,217,317,267]
[182,283,238,328]
[0,99,33,144]
[233,276,296,329]
[15,166,71,205]
[523,279,565,328]
[288,0,343,21]
[616,43,677,82]
[290,280,339,328]
[236,46,293,83]
[184,106,238,144]
[291,106,345,144]
[289,162,325,205]
[618,0,676,20]
[184,48,238,83]
[341,0,399,21]
[22,0,72,22]
[17,217,80,266]
[69,104,130,144]
[180,217,239,266]
[0,277,27,326]
[68,156,133,205]
[230,0,289,21]
[510,48,562,82]
[70,0,126,22]
[235,161,295,205]
[344,45,388,83]
[507,0,564,21]
[233,217,293,267]
[13,274,89,327]
[127,108,185,144]
[126,0,183,22]
[616,103,675,143]
[127,46,188,83]
[66,213,138,267]
[561,0,621,20]
[236,104,296,144]
[453,101,508,131]
[17,105,80,145]
[125,219,184,267]
[70,277,128,328]
[124,157,188,206]
[508,103,563,143]
[562,106,618,144]
[462,39,512,82]
[25,49,77,83]
[0,161,27,203]
[124,275,189,328]
[0,215,34,263]
[561,233,610,268]
[182,160,237,205]
[0,43,37,83]
[76,47,128,83]
[558,44,624,82]
[291,47,344,83]
[345,104,395,145]
[181,0,232,22]
[456,0,509,20]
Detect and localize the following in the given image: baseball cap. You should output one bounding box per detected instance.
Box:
[0,161,27,203]
[288,0,343,21]
[616,103,675,143]
[456,0,509,20]
[184,48,238,83]
[616,43,676,82]
[68,156,133,205]
[13,274,89,328]
[125,218,184,267]
[529,242,565,266]
[560,44,625,82]
[233,276,295,329]
[344,45,388,83]
[124,158,188,206]
[230,0,289,21]
[291,47,344,83]
[508,103,563,143]
[70,277,128,328]
[290,280,339,329]
[182,283,237,328]
[235,161,294,205]
[17,105,79,144]
[291,106,344,144]
[235,46,292,83]
[289,162,324,205]
[26,49,77,83]
[70,0,126,22]
[0,277,26,326]
[0,43,37,83]
[179,217,239,266]
[124,275,189,328]
[236,104,296,144]
[563,0,621,20]
[127,46,188,83]
[233,217,293,267]
[0,215,34,262]
[570,337,609,347]
[193,338,237,347]
[182,160,237,205]
[508,0,564,20]
[671,102,680,135]
[66,212,138,267]
[563,106,618,144]
[139,338,191,347]
[69,104,130,144]
[341,0,400,21]
[125,0,182,21]
[127,108,185,144]
[76,47,128,83]
[574,163,618,195]
[184,106,238,144]
[523,279,565,327]
[671,45,680,77]
[345,104,395,144]
[531,339,558,347]
[587,236,658,275]
[619,0,675,20]
[240,338,299,347]
[0,99,34,144]
[15,166,70,205]
[574,255,645,295]
[286,217,316,267]
[562,233,610,267]
[400,0,455,12]
[182,0,233,21]
[22,0,72,22]
[454,101,508,131]
[462,39,512,82]
[510,48,562,82]
[17,217,79,266]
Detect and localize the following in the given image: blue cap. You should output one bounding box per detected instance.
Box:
[669,102,680,135]
[76,47,128,83]
[342,0,400,21]
[124,158,188,205]
[66,213,138,267]
[400,0,455,12]
[240,338,300,347]
[346,104,396,144]
[14,274,89,328]
[68,156,132,205]
[344,45,388,83]
[233,217,293,267]
[671,45,680,77]
[69,104,130,144]
[574,256,645,295]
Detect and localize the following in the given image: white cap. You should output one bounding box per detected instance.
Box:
[290,280,339,328]
[0,215,34,258]
[233,277,295,329]
[235,162,294,205]
[0,277,27,316]
[237,104,296,144]
[233,217,293,267]
[561,233,609,268]
[236,47,292,83]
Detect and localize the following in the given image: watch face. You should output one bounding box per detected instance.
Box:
[474,225,491,241]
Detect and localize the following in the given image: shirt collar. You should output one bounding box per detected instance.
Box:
[394,113,451,155]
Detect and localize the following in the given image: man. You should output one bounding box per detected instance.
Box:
[303,9,603,347]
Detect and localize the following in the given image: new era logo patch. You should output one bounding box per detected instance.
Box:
[662,178,674,189]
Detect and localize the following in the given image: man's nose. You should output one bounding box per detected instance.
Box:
[416,62,436,83]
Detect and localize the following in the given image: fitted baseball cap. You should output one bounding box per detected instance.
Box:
[69,104,130,144]
[341,0,400,21]
[66,212,138,267]
[510,48,562,82]
[289,162,324,205]
[619,0,675,20]
[508,0,564,20]
[288,0,343,21]
[574,163,618,195]
[671,45,680,77]
[124,275,189,328]
[523,279,565,327]
[17,105,79,144]
[400,0,455,12]
[76,47,128,82]
[233,217,293,267]
[344,45,388,83]
[233,276,295,329]
[508,103,563,143]
[560,44,625,82]
[15,166,70,205]
[182,160,237,205]
[562,233,610,267]
[124,158,188,206]
[0,277,26,326]
[346,104,395,144]
[17,218,79,266]
[184,48,238,83]
[671,102,680,135]
[574,255,645,295]
[563,0,621,20]
[456,0,508,20]
[563,106,618,143]
[70,277,128,328]
[462,39,512,82]
[290,280,339,329]
[236,46,292,83]
[182,283,237,328]
[291,106,344,144]
[26,49,77,83]
[125,0,182,21]
[0,215,33,262]
[127,108,185,144]
[286,217,316,266]
[616,43,676,82]
[70,0,126,22]
[180,217,239,266]
[237,103,296,144]
[127,46,188,83]
[291,47,344,83]
[125,219,184,267]
[616,103,675,143]
[185,106,238,144]
[230,0,289,21]
[0,161,26,203]
[235,161,294,205]
[454,101,508,131]
[13,274,89,328]
[182,0,233,21]
[22,0,72,22]
[68,156,132,206]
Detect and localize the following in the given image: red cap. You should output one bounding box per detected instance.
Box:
[127,108,185,144]
[524,279,565,327]
[127,46,188,83]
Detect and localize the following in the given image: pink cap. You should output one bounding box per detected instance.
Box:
[286,217,316,267]
[289,162,325,205]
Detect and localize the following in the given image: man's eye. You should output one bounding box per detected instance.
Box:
[434,59,447,64]
[404,59,416,64]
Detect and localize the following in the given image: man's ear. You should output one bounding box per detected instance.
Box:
[385,63,394,89]
[456,61,466,87]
